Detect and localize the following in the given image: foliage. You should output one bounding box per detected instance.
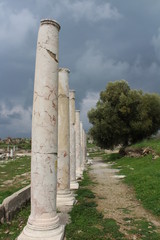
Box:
[88,80,160,149]
[0,139,31,150]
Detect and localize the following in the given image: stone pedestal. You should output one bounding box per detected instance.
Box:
[17,19,64,240]
[69,91,79,190]
[57,68,75,207]
[75,110,83,178]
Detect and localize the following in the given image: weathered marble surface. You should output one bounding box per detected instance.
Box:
[69,91,79,190]
[80,122,84,172]
[57,68,75,206]
[75,110,82,178]
[18,19,64,240]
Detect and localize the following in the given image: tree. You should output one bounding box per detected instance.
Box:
[88,80,160,149]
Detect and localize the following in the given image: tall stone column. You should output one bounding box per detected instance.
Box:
[69,90,79,190]
[57,68,75,206]
[75,110,82,178]
[80,122,84,171]
[18,19,64,240]
[82,129,86,168]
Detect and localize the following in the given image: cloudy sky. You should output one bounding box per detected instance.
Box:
[0,0,160,138]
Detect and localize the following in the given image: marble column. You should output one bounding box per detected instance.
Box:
[84,130,87,163]
[82,129,86,168]
[57,68,75,206]
[10,149,13,158]
[69,90,79,190]
[18,19,64,240]
[75,110,82,178]
[80,122,84,172]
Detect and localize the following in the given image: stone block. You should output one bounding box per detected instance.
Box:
[3,185,30,221]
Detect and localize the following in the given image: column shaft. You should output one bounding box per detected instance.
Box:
[57,68,75,206]
[69,91,79,190]
[18,19,64,240]
[75,111,82,178]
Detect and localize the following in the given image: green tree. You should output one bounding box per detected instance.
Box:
[88,80,160,149]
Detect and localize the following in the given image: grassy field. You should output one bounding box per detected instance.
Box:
[102,137,160,217]
[132,137,160,154]
[0,139,31,150]
[1,137,160,239]
[0,156,31,203]
[1,170,125,240]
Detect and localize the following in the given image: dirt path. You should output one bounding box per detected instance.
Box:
[89,157,160,239]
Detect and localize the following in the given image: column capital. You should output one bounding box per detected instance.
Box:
[69,90,75,99]
[59,68,70,73]
[41,19,61,31]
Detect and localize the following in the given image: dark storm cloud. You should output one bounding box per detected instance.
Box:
[0,0,160,135]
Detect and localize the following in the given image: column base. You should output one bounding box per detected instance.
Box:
[70,181,79,190]
[76,170,83,180]
[17,224,65,240]
[17,213,65,240]
[76,176,83,180]
[57,190,76,207]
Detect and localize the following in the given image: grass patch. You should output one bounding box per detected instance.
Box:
[0,140,31,150]
[88,151,105,158]
[79,170,94,187]
[87,142,96,148]
[0,156,31,203]
[103,153,122,162]
[132,137,160,154]
[0,203,30,240]
[66,171,125,240]
[124,218,160,239]
[98,137,160,217]
[113,154,160,216]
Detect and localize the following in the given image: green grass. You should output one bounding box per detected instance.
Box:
[66,171,125,240]
[102,153,121,162]
[0,140,31,150]
[0,156,31,203]
[124,218,160,239]
[101,137,160,217]
[132,137,160,154]
[0,203,30,240]
[87,142,96,148]
[79,170,94,187]
[112,154,160,216]
[88,151,105,158]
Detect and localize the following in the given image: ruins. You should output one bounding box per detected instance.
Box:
[69,90,79,190]
[57,68,75,206]
[16,18,86,240]
[18,19,65,240]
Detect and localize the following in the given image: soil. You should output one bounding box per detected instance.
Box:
[89,157,160,239]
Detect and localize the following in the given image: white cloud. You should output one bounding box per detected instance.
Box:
[38,0,122,22]
[0,102,32,137]
[152,28,160,61]
[0,2,37,48]
[80,91,99,130]
[63,0,122,22]
[74,41,129,85]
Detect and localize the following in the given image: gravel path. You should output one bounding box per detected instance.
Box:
[89,157,160,239]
